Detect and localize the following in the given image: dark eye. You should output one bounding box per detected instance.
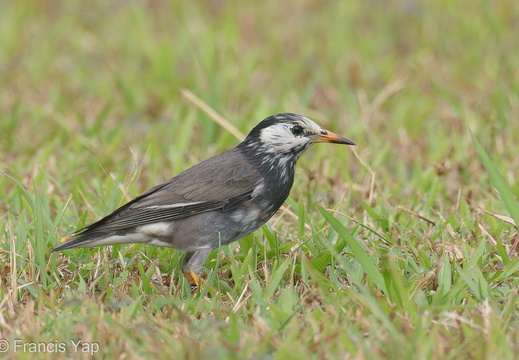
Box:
[291,125,304,136]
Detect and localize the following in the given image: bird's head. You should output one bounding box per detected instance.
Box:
[240,113,355,157]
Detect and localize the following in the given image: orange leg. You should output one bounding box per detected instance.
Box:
[183,268,200,286]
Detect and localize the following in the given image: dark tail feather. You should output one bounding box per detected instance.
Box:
[52,237,86,252]
[53,223,142,252]
[52,222,115,252]
[52,229,97,252]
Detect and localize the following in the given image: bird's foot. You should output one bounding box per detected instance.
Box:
[183,268,200,286]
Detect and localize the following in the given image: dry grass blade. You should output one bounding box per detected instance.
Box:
[181,89,245,141]
[397,206,436,226]
[479,207,517,228]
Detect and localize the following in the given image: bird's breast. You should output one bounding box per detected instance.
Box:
[251,175,293,215]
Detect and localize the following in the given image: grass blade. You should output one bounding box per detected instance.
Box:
[319,207,387,294]
[470,130,519,227]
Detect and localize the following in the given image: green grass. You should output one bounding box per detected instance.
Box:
[2,0,519,358]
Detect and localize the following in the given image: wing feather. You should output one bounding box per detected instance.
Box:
[55,148,261,248]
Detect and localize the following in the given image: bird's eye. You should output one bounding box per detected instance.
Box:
[291,125,304,136]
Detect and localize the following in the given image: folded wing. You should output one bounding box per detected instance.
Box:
[53,148,261,251]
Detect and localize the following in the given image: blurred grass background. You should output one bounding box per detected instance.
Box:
[1,0,519,359]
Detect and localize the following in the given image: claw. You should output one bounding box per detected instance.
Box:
[183,268,200,286]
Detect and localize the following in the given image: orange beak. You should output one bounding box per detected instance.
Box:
[311,129,356,145]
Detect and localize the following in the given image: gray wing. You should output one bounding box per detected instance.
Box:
[57,148,261,242]
[133,148,261,207]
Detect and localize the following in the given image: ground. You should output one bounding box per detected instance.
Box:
[1,1,518,359]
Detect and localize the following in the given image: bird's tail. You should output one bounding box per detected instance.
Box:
[52,229,143,252]
[52,233,97,252]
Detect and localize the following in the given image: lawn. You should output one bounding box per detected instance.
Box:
[1,0,518,359]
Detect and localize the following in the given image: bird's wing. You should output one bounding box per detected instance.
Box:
[70,148,261,233]
[132,148,261,207]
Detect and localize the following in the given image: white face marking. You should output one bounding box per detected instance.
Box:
[258,117,323,154]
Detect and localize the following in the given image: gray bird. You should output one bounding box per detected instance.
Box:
[53,113,355,284]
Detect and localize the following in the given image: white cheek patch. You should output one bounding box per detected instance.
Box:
[260,124,308,153]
